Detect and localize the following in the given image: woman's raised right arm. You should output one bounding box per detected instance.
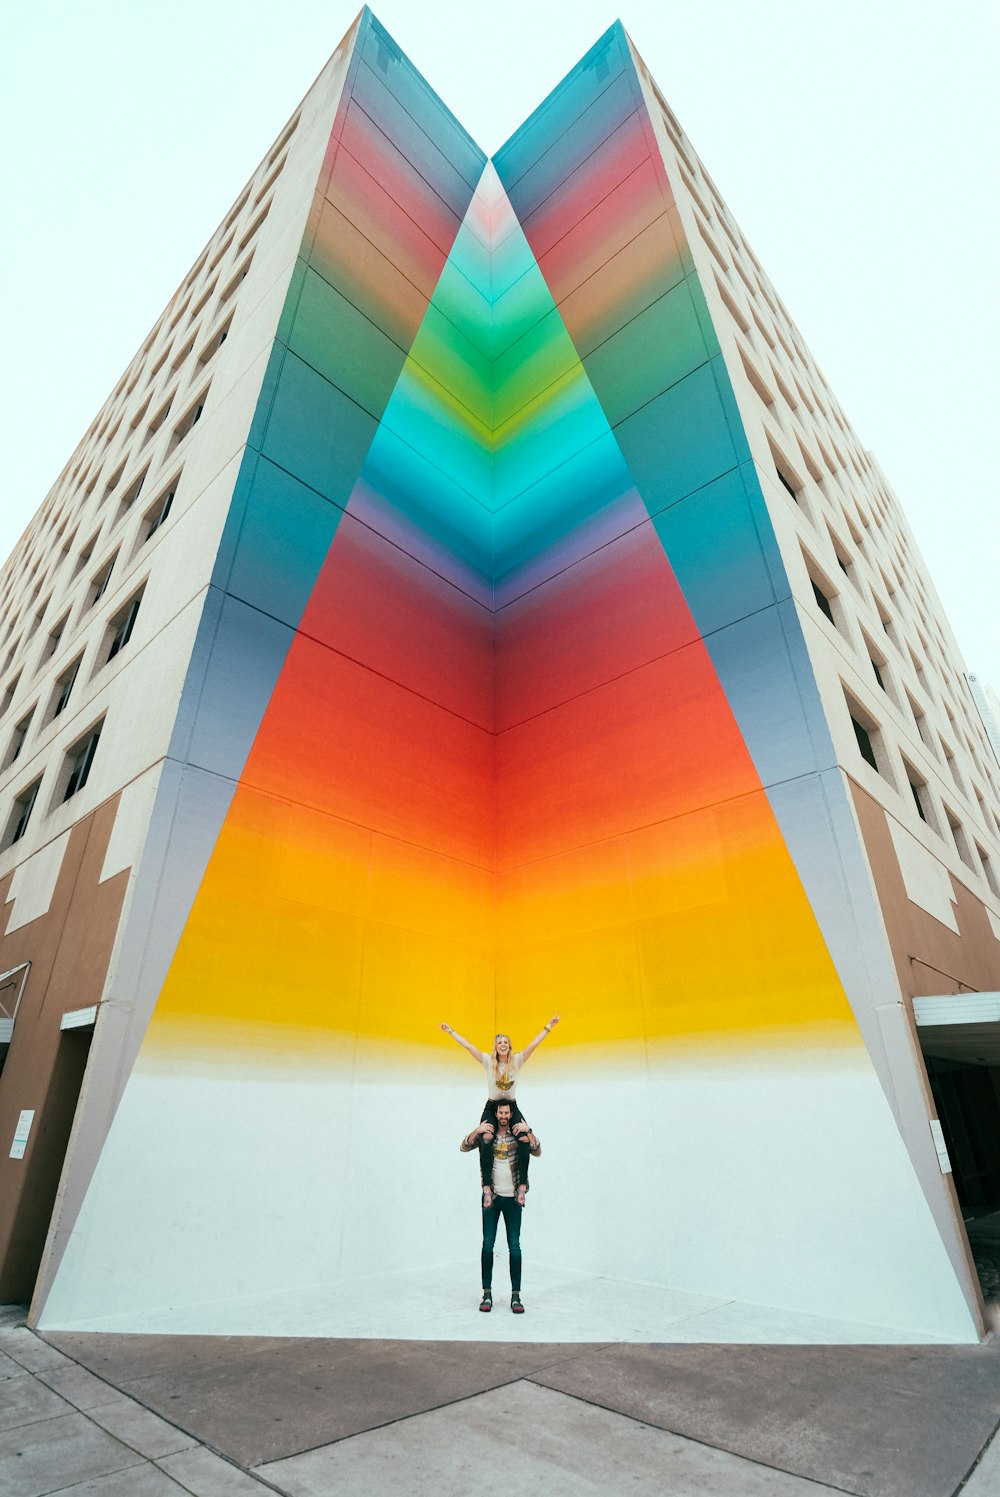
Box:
[439,1022,484,1062]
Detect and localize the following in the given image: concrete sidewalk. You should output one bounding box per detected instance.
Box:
[3,1303,1000,1496]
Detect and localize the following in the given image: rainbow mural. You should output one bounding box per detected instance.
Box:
[37,12,979,1339]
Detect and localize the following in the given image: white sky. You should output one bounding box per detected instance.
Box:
[3,0,998,685]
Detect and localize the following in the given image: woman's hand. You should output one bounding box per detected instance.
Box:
[548,1014,560,1028]
[439,1022,453,1033]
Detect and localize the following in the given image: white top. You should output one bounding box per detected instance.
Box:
[480,1050,524,1101]
[490,1132,516,1196]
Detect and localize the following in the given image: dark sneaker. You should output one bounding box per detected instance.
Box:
[479,1290,492,1312]
[511,1293,524,1314]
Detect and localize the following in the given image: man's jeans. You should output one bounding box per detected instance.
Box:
[482,1195,522,1292]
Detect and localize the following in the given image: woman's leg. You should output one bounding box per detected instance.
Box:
[516,1139,530,1203]
[508,1102,531,1200]
[478,1099,497,1192]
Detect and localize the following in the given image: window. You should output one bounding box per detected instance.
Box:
[51,657,81,719]
[198,316,231,367]
[874,598,896,645]
[945,807,976,872]
[237,206,269,255]
[4,778,41,848]
[143,481,177,541]
[714,274,749,333]
[1,675,19,718]
[106,589,143,662]
[852,715,878,772]
[902,758,933,827]
[209,230,234,273]
[73,534,98,578]
[829,531,857,590]
[812,579,835,624]
[118,470,148,518]
[3,711,33,771]
[254,157,284,205]
[88,553,118,607]
[738,347,774,408]
[861,633,890,696]
[190,274,219,321]
[220,257,253,306]
[844,691,891,781]
[47,614,68,658]
[802,552,839,628]
[267,115,298,165]
[171,336,195,374]
[144,398,172,446]
[942,743,964,795]
[61,721,103,803]
[906,693,934,753]
[977,844,1000,898]
[171,391,207,447]
[771,446,801,501]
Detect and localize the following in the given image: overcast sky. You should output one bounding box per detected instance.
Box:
[3,0,997,686]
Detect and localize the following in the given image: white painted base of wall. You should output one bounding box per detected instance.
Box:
[39,1058,979,1342]
[37,1258,966,1344]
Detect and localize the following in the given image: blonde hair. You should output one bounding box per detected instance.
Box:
[491,1033,514,1085]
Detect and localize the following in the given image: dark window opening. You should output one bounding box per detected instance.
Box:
[107,594,142,662]
[851,715,879,772]
[6,779,40,847]
[811,579,835,624]
[63,724,102,802]
[144,487,175,541]
[52,659,80,719]
[776,465,798,499]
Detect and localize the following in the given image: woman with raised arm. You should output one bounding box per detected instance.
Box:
[439,1016,560,1206]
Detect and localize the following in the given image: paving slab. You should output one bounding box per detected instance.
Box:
[87,1398,200,1459]
[0,1409,146,1497]
[528,1341,1000,1497]
[156,1445,281,1494]
[0,1328,73,1374]
[0,1370,71,1431]
[48,1333,589,1465]
[962,1424,1000,1496]
[257,1380,837,1497]
[54,1465,192,1495]
[36,1359,133,1411]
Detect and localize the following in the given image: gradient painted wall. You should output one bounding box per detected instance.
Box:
[38,12,978,1338]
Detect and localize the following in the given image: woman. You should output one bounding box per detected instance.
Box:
[439,1016,560,1206]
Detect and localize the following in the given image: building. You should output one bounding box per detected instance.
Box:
[2,8,999,1341]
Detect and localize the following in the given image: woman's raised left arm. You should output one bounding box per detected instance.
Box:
[521,1013,560,1062]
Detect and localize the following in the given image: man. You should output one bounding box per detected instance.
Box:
[461,1101,540,1314]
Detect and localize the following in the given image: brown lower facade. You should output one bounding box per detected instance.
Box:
[850,778,1000,1238]
[0,795,127,1301]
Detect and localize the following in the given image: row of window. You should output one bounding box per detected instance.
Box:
[631,57,1000,891]
[0,108,289,642]
[0,465,177,729]
[806,562,1000,849]
[847,692,1000,898]
[804,529,999,803]
[1,346,207,669]
[1,584,142,778]
[2,719,104,851]
[0,118,301,858]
